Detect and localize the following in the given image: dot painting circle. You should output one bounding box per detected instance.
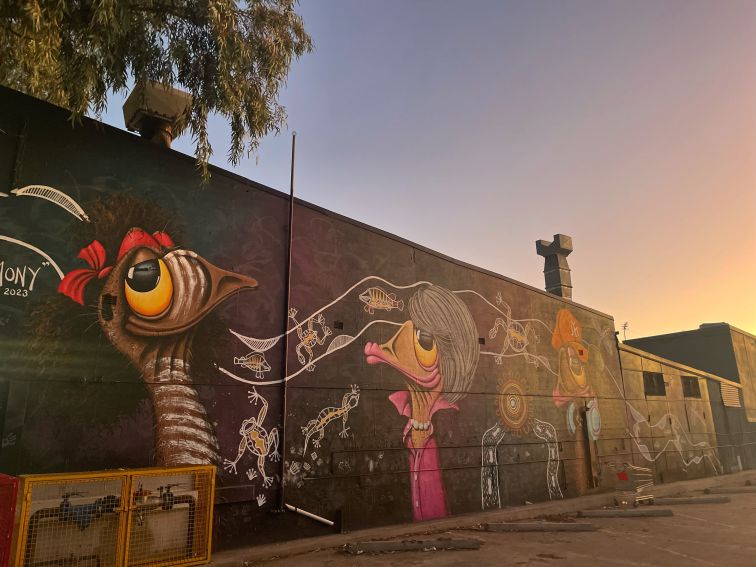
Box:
[497,379,530,434]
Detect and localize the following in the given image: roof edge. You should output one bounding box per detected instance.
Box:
[619,343,742,388]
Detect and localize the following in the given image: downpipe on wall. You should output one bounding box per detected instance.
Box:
[277,132,296,513]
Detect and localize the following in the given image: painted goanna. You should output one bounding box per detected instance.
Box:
[302,385,360,456]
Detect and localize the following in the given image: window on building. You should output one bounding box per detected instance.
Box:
[681,376,701,398]
[643,371,666,396]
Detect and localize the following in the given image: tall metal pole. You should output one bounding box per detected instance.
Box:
[278,131,296,511]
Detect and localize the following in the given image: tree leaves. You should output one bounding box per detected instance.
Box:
[0,0,312,180]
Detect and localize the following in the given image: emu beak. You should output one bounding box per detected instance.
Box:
[203,259,258,309]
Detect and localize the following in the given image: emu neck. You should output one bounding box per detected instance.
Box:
[139,333,221,466]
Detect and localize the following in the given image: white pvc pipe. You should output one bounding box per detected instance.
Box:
[284,503,334,527]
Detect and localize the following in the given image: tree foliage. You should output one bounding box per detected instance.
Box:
[0,1,312,177]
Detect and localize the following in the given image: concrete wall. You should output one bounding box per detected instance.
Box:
[627,325,756,469]
[618,345,725,483]
[0,87,744,549]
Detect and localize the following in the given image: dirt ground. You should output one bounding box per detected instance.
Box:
[251,492,756,566]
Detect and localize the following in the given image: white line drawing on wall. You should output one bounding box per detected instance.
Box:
[221,279,559,388]
[481,377,536,510]
[0,192,8,198]
[480,422,507,510]
[256,494,266,507]
[227,276,431,354]
[0,235,64,279]
[600,367,722,474]
[11,185,90,222]
[488,302,537,356]
[533,418,564,500]
[245,469,258,481]
[325,334,355,354]
[626,403,722,473]
[229,331,281,353]
[302,385,360,456]
[359,286,404,314]
[234,351,271,379]
[289,308,332,371]
[224,387,280,487]
[221,318,403,386]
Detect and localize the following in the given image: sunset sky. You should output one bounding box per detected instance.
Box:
[100,0,756,338]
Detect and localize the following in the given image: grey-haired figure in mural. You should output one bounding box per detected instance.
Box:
[365,285,479,521]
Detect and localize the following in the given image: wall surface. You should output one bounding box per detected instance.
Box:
[618,346,725,482]
[0,87,748,549]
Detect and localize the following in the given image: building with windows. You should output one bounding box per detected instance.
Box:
[626,324,756,472]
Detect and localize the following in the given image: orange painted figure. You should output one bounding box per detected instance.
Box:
[551,309,601,439]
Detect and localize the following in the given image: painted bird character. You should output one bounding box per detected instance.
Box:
[234,352,271,379]
[364,285,478,521]
[551,309,601,439]
[359,286,404,314]
[301,385,360,455]
[58,226,258,466]
[224,387,280,487]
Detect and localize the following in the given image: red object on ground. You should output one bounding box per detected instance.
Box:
[0,473,19,567]
[617,471,630,481]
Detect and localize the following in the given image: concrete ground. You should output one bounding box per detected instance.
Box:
[211,471,756,567]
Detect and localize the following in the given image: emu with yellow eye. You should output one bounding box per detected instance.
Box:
[364,285,479,520]
[97,228,258,466]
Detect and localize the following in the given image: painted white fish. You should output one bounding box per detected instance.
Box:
[234,352,271,379]
[11,185,90,222]
[359,286,404,314]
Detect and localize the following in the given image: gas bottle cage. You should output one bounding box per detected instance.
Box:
[609,462,654,507]
[8,465,215,567]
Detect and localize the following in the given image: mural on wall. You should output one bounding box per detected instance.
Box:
[223,387,280,487]
[1,87,744,545]
[488,297,538,361]
[364,285,479,521]
[220,279,582,519]
[532,418,563,500]
[288,308,332,371]
[0,177,727,531]
[550,309,601,439]
[301,385,360,457]
[625,401,722,473]
[11,185,91,222]
[56,226,258,466]
[359,286,404,314]
[3,189,262,468]
[234,351,272,380]
[0,185,83,297]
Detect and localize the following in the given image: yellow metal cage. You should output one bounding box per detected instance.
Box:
[10,465,215,567]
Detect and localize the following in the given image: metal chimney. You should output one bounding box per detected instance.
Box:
[122,82,192,148]
[536,233,573,300]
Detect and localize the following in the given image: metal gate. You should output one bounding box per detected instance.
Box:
[10,465,215,567]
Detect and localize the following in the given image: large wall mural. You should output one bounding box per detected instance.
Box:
[0,173,728,534]
[0,87,732,544]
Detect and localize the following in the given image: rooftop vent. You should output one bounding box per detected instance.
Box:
[536,233,573,300]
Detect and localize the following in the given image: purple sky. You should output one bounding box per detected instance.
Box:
[100,0,756,337]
